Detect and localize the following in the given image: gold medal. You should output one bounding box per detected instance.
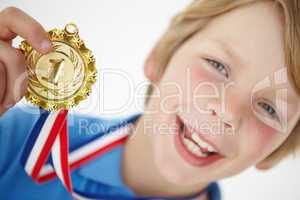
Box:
[20,23,97,111]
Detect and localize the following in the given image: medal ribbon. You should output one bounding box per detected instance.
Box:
[21,109,72,192]
[21,109,133,195]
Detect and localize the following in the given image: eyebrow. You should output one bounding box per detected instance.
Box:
[207,38,248,69]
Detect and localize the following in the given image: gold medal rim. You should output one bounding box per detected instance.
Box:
[20,23,97,111]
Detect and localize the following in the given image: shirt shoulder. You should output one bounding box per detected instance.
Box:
[0,105,40,176]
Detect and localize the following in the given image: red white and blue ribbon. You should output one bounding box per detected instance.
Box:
[21,109,131,195]
[21,109,72,191]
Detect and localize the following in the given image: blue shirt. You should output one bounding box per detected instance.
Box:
[0,105,221,200]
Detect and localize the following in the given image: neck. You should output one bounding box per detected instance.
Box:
[121,116,209,198]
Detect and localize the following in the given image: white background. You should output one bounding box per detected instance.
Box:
[1,0,299,199]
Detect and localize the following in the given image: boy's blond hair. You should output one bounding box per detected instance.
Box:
[145,0,300,167]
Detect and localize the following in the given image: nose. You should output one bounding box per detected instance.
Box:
[206,100,242,134]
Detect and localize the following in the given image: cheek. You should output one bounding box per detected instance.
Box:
[158,65,214,110]
[242,116,278,159]
[180,66,221,108]
[190,65,215,82]
[256,121,276,147]
[164,59,215,86]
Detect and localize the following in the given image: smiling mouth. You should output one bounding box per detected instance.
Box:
[174,115,224,167]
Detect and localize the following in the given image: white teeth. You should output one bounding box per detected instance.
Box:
[191,132,217,153]
[183,138,207,157]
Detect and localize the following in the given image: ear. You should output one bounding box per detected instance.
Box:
[144,42,163,83]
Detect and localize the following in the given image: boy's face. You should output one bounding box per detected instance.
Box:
[141,1,300,192]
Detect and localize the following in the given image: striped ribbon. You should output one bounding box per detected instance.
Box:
[21,109,131,196]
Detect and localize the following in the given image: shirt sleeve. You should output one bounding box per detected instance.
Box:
[0,104,40,177]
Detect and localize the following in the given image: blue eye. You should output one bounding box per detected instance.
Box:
[205,58,229,78]
[258,102,279,121]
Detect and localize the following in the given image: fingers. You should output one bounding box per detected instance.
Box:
[0,40,27,110]
[0,61,6,104]
[0,7,52,54]
[0,61,7,115]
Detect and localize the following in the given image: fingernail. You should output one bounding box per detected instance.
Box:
[40,40,52,53]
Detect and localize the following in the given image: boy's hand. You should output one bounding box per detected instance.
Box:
[0,7,52,115]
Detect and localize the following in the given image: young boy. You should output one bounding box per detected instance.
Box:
[0,0,300,199]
